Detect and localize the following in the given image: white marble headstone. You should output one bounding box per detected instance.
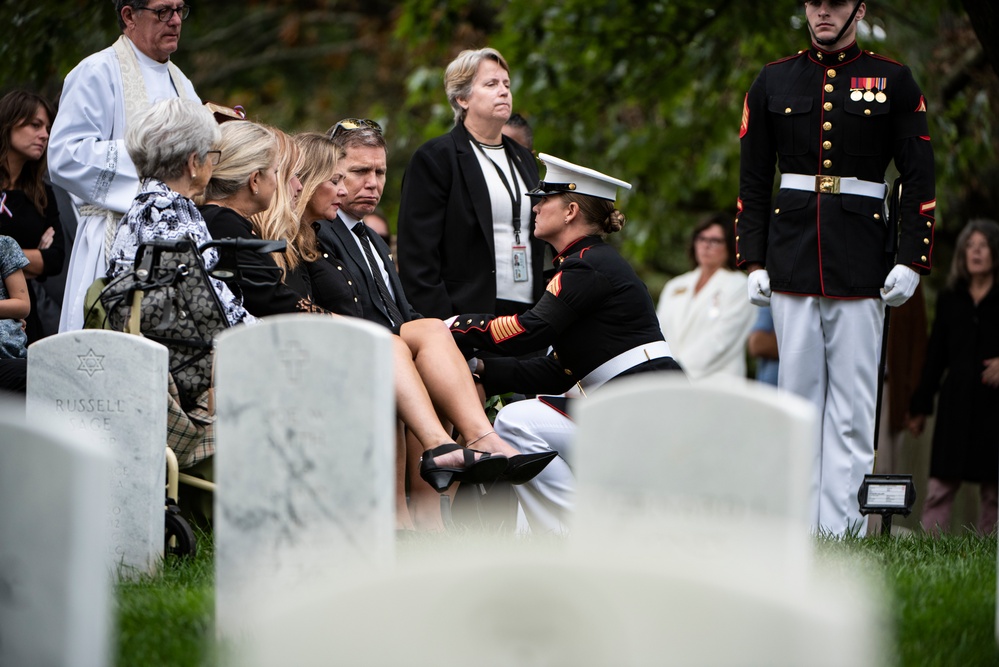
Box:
[0,400,111,667]
[239,540,887,667]
[213,315,395,640]
[572,375,818,570]
[26,330,169,577]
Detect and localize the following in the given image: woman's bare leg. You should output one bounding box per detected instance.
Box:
[399,319,522,458]
[392,336,498,529]
[406,428,448,531]
[392,335,453,451]
[394,420,417,531]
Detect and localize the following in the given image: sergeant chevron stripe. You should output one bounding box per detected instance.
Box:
[546,272,563,296]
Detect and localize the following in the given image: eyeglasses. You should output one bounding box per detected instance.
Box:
[328,118,382,140]
[695,235,726,247]
[205,150,221,166]
[136,4,191,22]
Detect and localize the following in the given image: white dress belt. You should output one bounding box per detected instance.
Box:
[780,173,887,199]
[578,340,672,393]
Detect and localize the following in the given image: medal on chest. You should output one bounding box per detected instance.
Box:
[849,77,887,104]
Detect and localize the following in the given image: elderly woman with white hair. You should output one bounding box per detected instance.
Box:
[107,97,253,328]
[106,97,252,474]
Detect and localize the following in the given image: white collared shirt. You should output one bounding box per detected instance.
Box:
[470,141,534,304]
[338,211,396,301]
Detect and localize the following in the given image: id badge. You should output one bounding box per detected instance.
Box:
[512,246,528,282]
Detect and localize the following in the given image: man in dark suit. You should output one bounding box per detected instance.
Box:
[312,120,419,333]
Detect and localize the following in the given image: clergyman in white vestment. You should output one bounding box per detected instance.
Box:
[49,0,199,332]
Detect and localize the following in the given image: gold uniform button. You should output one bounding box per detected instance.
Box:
[735,235,740,241]
[926,221,933,228]
[838,52,846,61]
[353,297,358,302]
[774,208,780,214]
[864,109,872,116]
[924,238,930,245]
[827,69,837,78]
[347,281,352,286]
[823,102,833,111]
[564,369,573,376]
[921,255,928,262]
[874,213,881,220]
[785,107,792,114]
[823,121,833,131]
[823,159,832,168]
[823,140,832,149]
[824,84,834,93]
[736,253,741,259]
[466,319,472,324]
[337,266,343,271]
[553,352,559,360]
[480,320,485,325]
[322,253,329,258]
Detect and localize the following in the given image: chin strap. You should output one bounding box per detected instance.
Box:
[809,0,864,47]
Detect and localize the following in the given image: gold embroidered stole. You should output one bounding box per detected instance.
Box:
[101,35,190,259]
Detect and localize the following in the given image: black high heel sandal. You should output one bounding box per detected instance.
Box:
[499,451,559,485]
[419,443,508,493]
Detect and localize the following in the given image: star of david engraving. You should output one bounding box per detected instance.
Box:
[77,349,105,377]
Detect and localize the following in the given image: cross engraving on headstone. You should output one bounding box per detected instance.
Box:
[279,340,309,382]
[77,349,105,377]
[213,315,395,641]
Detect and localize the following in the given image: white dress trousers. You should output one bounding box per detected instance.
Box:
[493,398,576,535]
[771,292,884,537]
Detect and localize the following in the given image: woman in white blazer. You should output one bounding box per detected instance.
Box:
[657,212,755,381]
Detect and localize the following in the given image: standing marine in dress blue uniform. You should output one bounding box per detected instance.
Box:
[737,0,935,536]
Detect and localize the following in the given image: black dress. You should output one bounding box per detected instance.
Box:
[201,204,362,319]
[0,186,65,342]
[909,285,999,482]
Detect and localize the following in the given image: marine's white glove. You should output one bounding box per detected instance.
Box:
[881,265,920,307]
[748,269,772,306]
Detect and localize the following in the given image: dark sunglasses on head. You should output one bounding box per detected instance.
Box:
[327,118,382,139]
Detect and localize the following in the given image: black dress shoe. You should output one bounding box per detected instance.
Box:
[499,451,558,485]
[419,443,508,493]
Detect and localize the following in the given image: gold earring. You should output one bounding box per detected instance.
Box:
[191,172,196,179]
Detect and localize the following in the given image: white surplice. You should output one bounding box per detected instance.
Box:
[656,267,755,381]
[49,36,199,332]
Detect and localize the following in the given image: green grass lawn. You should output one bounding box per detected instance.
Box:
[115,527,216,667]
[116,530,999,667]
[821,532,999,667]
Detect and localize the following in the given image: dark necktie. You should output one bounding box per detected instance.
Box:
[352,222,405,326]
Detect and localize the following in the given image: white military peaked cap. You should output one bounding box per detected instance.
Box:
[527,153,632,201]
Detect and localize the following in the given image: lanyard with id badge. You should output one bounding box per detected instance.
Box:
[475,143,529,282]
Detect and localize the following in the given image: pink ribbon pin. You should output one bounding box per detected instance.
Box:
[0,192,12,218]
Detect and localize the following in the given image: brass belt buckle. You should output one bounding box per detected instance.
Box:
[816,175,840,194]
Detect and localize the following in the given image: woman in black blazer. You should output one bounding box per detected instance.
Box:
[398,47,545,320]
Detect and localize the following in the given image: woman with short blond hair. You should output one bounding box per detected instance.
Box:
[398,47,545,320]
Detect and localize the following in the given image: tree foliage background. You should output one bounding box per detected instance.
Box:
[2,0,997,290]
